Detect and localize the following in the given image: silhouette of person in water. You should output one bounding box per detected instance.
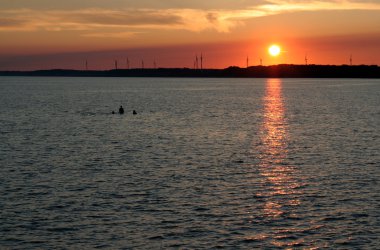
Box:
[112,111,115,114]
[133,110,137,115]
[119,105,124,114]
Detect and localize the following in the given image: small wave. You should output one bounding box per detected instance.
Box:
[193,207,210,212]
[46,227,79,232]
[148,235,165,240]
[351,213,369,218]
[241,233,268,242]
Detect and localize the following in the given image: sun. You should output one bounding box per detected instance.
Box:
[268,45,281,57]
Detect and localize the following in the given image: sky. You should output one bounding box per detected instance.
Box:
[1,0,380,70]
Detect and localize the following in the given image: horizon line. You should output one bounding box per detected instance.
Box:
[1,63,380,72]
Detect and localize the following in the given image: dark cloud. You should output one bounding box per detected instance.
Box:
[206,13,218,24]
[0,18,26,27]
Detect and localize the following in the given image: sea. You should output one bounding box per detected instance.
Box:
[0,77,379,249]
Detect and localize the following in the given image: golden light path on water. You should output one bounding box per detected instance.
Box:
[256,79,304,247]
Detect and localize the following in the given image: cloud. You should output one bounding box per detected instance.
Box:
[257,0,380,13]
[0,8,186,32]
[0,1,379,33]
[82,31,140,38]
[0,18,27,27]
[67,9,183,26]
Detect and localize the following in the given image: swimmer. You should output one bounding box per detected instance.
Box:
[119,105,124,114]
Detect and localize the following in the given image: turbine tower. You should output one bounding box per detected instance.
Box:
[201,53,203,70]
[115,60,118,70]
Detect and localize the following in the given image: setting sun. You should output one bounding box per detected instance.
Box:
[269,45,281,57]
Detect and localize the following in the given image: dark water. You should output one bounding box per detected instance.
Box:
[0,77,379,249]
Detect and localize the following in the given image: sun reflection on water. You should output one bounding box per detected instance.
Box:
[261,78,288,165]
[257,79,303,245]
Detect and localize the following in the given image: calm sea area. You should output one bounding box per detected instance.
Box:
[0,77,379,249]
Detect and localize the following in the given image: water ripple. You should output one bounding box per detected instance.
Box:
[0,77,379,249]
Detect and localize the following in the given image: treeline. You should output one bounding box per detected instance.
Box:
[1,64,380,78]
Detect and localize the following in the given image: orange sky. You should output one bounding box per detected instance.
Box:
[1,0,380,70]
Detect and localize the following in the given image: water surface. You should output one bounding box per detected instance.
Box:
[0,77,379,249]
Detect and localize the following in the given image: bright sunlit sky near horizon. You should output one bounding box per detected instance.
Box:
[1,0,380,70]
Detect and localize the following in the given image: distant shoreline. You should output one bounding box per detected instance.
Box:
[1,64,380,78]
